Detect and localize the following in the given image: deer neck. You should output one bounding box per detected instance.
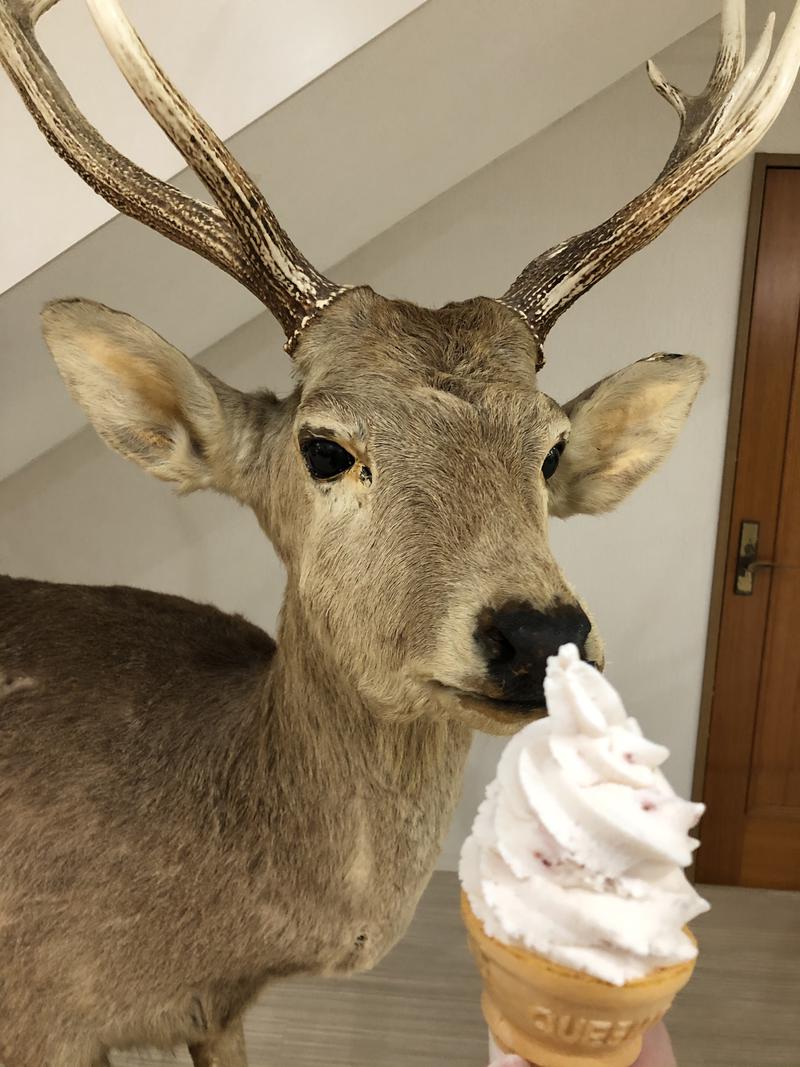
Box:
[262,587,472,916]
[266,585,472,804]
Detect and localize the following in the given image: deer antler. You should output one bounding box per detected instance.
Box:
[0,0,348,350]
[500,0,800,345]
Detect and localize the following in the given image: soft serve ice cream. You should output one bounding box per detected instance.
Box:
[460,645,709,986]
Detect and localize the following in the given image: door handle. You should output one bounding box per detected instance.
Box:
[735,520,800,595]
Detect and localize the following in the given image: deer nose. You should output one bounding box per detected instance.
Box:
[474,601,592,704]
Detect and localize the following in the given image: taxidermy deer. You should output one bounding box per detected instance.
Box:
[1,1,798,1064]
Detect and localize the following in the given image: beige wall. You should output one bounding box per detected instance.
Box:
[1,1,798,870]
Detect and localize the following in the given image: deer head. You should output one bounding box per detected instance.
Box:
[3,0,799,734]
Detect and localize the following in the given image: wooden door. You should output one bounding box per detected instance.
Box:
[696,155,800,889]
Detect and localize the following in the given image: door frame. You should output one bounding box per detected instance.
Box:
[693,153,800,808]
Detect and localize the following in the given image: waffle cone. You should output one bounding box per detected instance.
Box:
[461,892,696,1067]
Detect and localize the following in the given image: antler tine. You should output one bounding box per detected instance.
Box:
[85,0,347,347]
[650,0,749,121]
[648,6,775,174]
[500,0,800,346]
[28,0,60,19]
[721,13,776,123]
[0,0,347,350]
[709,0,747,91]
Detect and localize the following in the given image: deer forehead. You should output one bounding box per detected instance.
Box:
[290,290,560,450]
[293,289,542,381]
[295,379,565,458]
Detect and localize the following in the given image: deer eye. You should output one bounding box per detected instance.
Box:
[542,442,565,481]
[301,437,355,480]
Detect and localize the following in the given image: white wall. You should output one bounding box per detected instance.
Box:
[2,1,798,871]
[0,0,426,291]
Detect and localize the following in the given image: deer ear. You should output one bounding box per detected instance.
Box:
[41,299,246,493]
[548,353,707,517]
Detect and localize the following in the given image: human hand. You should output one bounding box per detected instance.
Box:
[630,1023,677,1067]
[488,1021,677,1067]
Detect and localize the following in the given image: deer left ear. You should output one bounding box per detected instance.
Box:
[41,298,263,495]
[548,353,707,517]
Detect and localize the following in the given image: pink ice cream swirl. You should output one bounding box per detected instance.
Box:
[459,644,709,985]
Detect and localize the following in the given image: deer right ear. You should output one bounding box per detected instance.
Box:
[41,299,253,494]
[548,352,706,517]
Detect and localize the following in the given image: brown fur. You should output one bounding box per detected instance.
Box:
[0,289,705,1066]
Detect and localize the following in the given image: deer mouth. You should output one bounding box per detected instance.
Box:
[428,681,547,722]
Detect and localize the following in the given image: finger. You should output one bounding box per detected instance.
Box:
[634,1021,677,1067]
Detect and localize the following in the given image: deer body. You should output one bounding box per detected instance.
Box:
[2,1,799,1063]
[0,574,470,1062]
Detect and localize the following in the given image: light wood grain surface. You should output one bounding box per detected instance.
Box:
[114,872,799,1067]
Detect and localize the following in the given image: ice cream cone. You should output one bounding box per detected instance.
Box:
[462,891,696,1067]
